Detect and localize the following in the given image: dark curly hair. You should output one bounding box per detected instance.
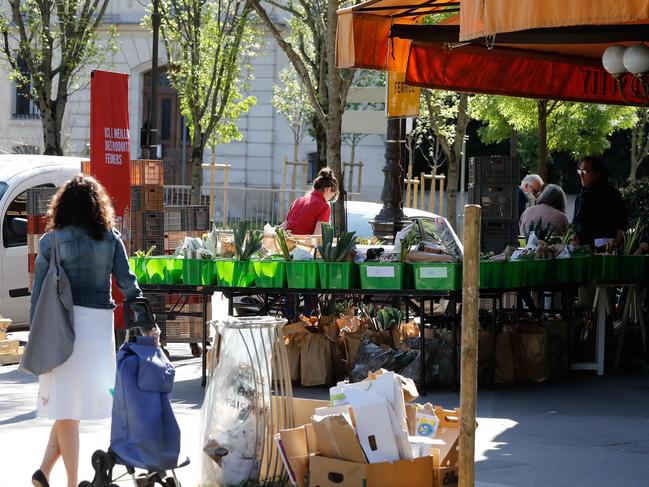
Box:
[312,167,339,193]
[46,174,115,240]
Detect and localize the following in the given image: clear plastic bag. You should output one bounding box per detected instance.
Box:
[200,316,286,486]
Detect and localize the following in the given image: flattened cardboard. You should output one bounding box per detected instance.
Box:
[309,455,434,487]
[311,414,367,463]
[278,426,310,487]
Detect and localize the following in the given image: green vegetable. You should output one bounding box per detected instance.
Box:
[275,228,293,261]
[233,220,263,261]
[399,228,418,262]
[623,219,645,256]
[360,304,402,332]
[134,245,156,258]
[317,223,357,262]
[528,218,554,242]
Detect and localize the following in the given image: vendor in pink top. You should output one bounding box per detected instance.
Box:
[285,167,339,235]
[519,183,570,237]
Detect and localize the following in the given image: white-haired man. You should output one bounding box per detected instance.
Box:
[518,174,544,218]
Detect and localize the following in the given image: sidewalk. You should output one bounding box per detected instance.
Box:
[1,338,648,486]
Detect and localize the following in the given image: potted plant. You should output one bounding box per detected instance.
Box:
[316,224,358,289]
[217,220,262,287]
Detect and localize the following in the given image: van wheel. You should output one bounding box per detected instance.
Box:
[190,343,202,357]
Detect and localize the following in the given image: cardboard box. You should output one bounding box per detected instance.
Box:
[0,339,19,355]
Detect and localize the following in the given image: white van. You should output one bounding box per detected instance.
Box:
[0,155,82,329]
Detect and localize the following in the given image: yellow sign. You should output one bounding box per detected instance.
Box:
[387,71,420,118]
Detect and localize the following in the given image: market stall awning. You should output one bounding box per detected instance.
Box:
[336,0,649,106]
[461,0,649,41]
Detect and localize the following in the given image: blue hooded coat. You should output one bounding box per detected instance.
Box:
[110,336,181,471]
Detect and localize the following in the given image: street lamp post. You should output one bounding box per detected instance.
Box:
[370,117,408,241]
[146,0,160,160]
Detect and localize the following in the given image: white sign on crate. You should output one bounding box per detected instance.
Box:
[366,266,396,278]
[420,267,448,279]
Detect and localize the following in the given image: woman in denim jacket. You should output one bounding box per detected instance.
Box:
[30,175,141,487]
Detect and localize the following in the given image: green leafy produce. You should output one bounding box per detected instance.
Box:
[623,219,645,256]
[275,228,293,261]
[560,225,575,246]
[317,223,357,262]
[399,228,418,262]
[134,245,156,258]
[528,218,554,242]
[233,220,262,261]
[360,304,402,332]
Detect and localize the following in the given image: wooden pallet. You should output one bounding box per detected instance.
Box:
[0,346,23,366]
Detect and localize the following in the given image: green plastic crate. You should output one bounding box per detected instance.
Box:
[201,260,218,285]
[253,259,287,288]
[479,261,504,289]
[145,256,167,285]
[182,259,204,286]
[129,257,148,285]
[216,260,255,287]
[597,255,646,283]
[164,257,183,284]
[318,262,358,289]
[358,262,407,290]
[286,261,319,289]
[411,262,462,291]
[502,261,525,288]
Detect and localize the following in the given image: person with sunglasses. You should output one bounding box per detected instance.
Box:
[285,167,339,236]
[573,156,628,248]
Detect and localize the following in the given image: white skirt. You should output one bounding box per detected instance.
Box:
[37,306,116,420]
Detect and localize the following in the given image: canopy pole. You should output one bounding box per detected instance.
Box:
[459,204,481,487]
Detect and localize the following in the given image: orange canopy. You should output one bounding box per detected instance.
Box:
[336,0,649,106]
[462,0,649,41]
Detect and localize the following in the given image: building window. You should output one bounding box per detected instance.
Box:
[12,57,40,119]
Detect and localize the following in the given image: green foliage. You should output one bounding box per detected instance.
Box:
[233,220,262,261]
[273,67,312,148]
[471,95,637,169]
[275,228,293,261]
[621,177,649,228]
[0,0,117,154]
[154,0,258,164]
[317,223,357,262]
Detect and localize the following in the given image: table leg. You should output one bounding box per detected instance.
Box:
[451,294,458,391]
[201,292,208,387]
[419,297,426,396]
[491,295,497,390]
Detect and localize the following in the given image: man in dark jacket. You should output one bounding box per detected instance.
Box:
[573,156,628,248]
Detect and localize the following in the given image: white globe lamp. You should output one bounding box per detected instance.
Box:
[602,45,627,76]
[623,44,649,76]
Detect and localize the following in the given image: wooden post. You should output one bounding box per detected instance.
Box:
[222,164,230,228]
[357,162,363,195]
[429,166,437,213]
[420,172,426,210]
[412,177,420,209]
[438,174,446,216]
[459,204,481,487]
[302,160,308,190]
[405,155,413,210]
[281,156,288,214]
[210,151,216,219]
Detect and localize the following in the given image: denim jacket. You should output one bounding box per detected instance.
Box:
[30,226,142,321]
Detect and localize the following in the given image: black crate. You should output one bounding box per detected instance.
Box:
[145,292,166,313]
[481,220,517,253]
[142,211,164,237]
[468,156,520,187]
[164,207,183,231]
[27,187,57,215]
[193,206,210,231]
[131,186,142,212]
[469,185,517,221]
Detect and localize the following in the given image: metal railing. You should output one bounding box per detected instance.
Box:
[164,185,361,229]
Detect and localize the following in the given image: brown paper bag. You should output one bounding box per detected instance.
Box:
[300,332,332,386]
[495,330,515,384]
[344,332,364,372]
[392,321,420,350]
[285,335,302,382]
[509,325,549,382]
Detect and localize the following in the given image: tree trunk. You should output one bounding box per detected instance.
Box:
[447,94,470,232]
[510,127,518,159]
[313,116,328,170]
[41,106,64,155]
[326,0,345,233]
[190,145,203,205]
[537,99,548,181]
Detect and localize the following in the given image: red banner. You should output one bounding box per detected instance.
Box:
[90,70,131,328]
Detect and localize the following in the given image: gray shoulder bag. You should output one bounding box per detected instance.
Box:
[20,231,76,376]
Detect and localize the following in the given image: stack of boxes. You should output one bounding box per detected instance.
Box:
[162,204,211,352]
[130,159,165,255]
[467,156,520,253]
[26,187,58,291]
[0,315,22,365]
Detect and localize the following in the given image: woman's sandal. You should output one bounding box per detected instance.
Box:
[32,469,50,487]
